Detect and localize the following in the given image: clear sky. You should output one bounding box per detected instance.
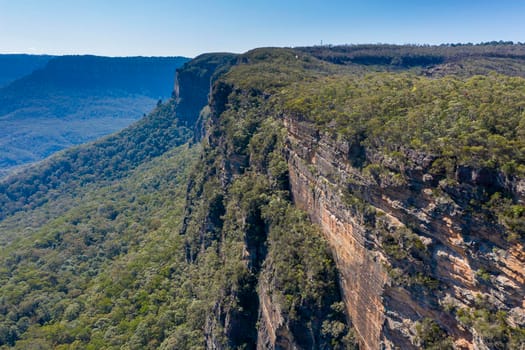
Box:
[1,0,524,57]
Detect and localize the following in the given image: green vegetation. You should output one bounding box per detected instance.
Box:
[0,142,200,348]
[1,44,525,348]
[282,73,525,173]
[414,318,454,350]
[488,192,525,241]
[0,55,189,175]
[223,47,362,93]
[455,296,525,349]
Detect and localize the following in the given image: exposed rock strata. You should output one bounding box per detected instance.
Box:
[283,116,525,349]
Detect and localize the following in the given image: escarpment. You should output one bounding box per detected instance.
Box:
[176,46,525,349]
[283,115,525,349]
[284,117,390,349]
[1,45,524,349]
[180,47,525,349]
[180,78,356,349]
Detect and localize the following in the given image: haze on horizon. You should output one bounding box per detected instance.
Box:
[1,0,524,57]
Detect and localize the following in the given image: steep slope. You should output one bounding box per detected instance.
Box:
[174,52,237,127]
[183,46,525,349]
[0,53,239,349]
[0,44,524,349]
[179,50,356,349]
[0,55,189,177]
[0,54,54,88]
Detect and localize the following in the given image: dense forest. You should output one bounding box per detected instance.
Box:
[0,54,54,88]
[0,55,189,178]
[0,44,524,349]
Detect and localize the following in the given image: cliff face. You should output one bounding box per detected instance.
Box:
[283,116,525,349]
[285,117,388,349]
[179,47,525,349]
[180,79,356,349]
[174,53,237,127]
[2,46,524,349]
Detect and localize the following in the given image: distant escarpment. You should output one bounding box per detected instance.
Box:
[0,54,54,88]
[0,55,189,177]
[174,53,237,127]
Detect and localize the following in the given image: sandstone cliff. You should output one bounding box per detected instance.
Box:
[180,80,356,349]
[284,115,524,349]
[1,45,524,349]
[181,46,525,349]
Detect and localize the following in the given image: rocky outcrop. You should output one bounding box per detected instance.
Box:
[257,278,297,350]
[283,116,525,349]
[284,117,390,349]
[178,47,525,349]
[174,53,237,127]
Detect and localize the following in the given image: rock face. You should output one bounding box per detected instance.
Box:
[283,116,525,349]
[257,277,297,350]
[177,46,525,349]
[174,53,236,127]
[179,81,355,349]
[284,117,389,349]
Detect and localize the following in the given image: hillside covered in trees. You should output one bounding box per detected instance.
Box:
[0,54,54,88]
[0,43,524,349]
[0,55,189,178]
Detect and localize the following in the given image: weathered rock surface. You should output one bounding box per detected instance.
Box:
[283,116,525,349]
[178,46,525,349]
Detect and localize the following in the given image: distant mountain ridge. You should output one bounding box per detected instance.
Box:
[0,55,190,115]
[0,55,190,177]
[0,54,54,88]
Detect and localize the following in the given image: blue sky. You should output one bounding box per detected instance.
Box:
[1,0,524,57]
